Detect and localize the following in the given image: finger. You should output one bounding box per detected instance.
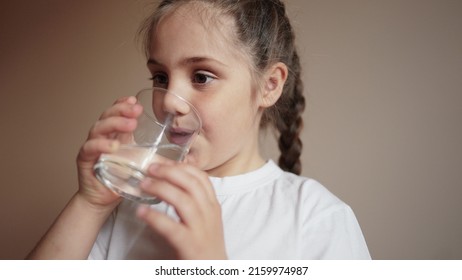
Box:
[147,163,216,204]
[144,163,216,221]
[173,163,217,201]
[113,95,137,105]
[88,117,137,139]
[77,138,119,162]
[99,100,142,120]
[136,205,190,252]
[140,177,202,227]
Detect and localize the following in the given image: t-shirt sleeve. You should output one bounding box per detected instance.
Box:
[301,203,371,259]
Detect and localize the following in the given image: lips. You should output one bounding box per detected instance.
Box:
[167,127,195,146]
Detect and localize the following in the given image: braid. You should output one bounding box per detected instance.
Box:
[260,0,305,175]
[276,51,305,175]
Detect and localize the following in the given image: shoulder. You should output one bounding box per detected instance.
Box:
[274,169,365,232]
[274,172,370,259]
[274,169,346,213]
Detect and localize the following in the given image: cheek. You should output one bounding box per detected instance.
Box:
[184,95,259,170]
[197,91,259,136]
[199,106,257,152]
[199,110,228,139]
[192,104,237,148]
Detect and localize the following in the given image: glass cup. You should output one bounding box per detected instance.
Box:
[94,87,201,204]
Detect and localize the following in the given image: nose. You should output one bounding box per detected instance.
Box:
[163,92,191,116]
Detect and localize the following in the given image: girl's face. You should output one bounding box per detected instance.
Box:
[147,4,265,177]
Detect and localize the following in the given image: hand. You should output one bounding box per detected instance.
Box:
[76,96,142,208]
[136,162,228,259]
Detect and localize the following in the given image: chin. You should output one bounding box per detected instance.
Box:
[184,151,219,174]
[183,152,200,167]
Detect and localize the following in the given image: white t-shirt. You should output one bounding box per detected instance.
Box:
[89,160,370,259]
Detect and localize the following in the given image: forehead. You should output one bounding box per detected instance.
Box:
[151,2,246,63]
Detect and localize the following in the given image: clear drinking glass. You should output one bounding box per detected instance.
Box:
[94,87,201,204]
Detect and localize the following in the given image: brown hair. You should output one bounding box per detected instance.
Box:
[139,0,305,175]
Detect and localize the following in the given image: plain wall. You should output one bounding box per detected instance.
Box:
[1,0,461,259]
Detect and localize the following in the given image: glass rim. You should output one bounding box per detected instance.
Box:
[135,87,202,132]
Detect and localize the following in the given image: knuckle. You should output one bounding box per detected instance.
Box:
[77,141,93,160]
[81,140,93,153]
[113,96,128,105]
[89,120,101,133]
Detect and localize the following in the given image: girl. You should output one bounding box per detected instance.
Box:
[27,0,370,259]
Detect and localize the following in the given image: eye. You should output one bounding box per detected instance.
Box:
[150,73,168,88]
[193,71,216,85]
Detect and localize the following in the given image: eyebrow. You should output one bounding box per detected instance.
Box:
[147,56,228,67]
[146,58,161,65]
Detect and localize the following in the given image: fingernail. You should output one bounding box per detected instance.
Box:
[132,103,142,113]
[127,96,137,104]
[148,163,160,174]
[110,141,119,152]
[136,205,149,217]
[140,178,151,189]
[125,119,137,127]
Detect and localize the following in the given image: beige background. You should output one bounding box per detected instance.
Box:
[1,0,461,259]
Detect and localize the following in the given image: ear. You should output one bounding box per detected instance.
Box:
[259,62,288,108]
